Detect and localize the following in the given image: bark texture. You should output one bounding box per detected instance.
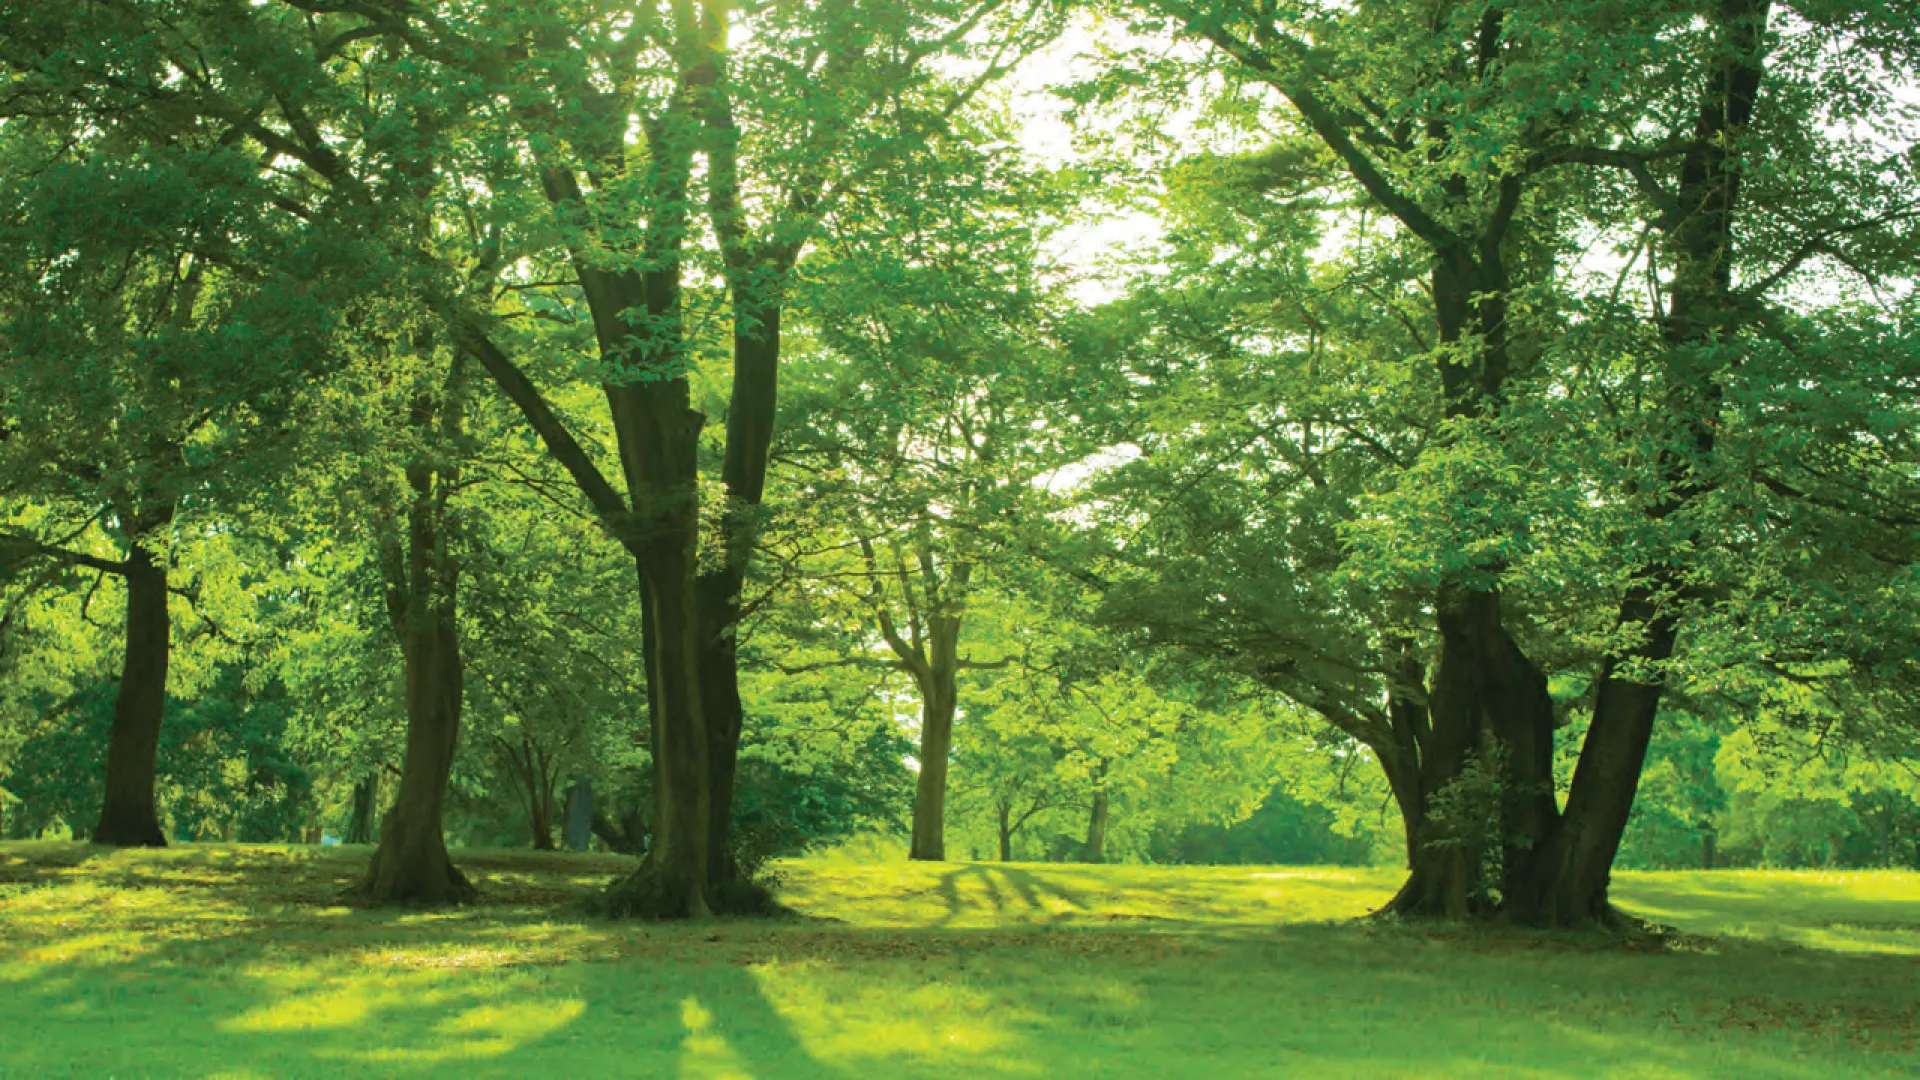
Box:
[908,614,963,862]
[1500,0,1769,927]
[357,365,474,906]
[92,528,172,848]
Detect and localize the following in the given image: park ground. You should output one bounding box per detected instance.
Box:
[2,844,1917,1079]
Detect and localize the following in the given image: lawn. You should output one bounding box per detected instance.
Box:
[2,844,1916,1079]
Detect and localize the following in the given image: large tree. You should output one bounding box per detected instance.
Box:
[0,46,345,845]
[1094,0,1920,922]
[214,0,1066,913]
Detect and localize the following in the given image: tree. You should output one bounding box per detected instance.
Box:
[771,126,1116,859]
[189,0,1064,915]
[0,45,346,844]
[1085,0,1920,921]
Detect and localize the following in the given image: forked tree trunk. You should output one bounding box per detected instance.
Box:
[1500,0,1769,928]
[93,532,172,848]
[695,270,789,894]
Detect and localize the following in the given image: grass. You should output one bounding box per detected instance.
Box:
[2,843,1917,1079]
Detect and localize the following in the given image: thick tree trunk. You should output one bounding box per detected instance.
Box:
[601,382,715,916]
[1505,609,1673,924]
[1381,237,1565,917]
[346,775,378,845]
[1383,829,1483,919]
[574,123,717,916]
[698,568,746,889]
[1501,0,1769,927]
[92,535,171,848]
[606,539,713,917]
[997,800,1013,862]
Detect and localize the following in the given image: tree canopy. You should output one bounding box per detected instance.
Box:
[0,0,1915,927]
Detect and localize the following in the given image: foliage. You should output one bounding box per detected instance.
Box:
[3,667,313,842]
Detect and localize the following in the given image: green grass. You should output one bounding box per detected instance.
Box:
[3,843,1917,1078]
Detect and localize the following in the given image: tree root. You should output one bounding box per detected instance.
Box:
[351,851,477,907]
[595,860,790,920]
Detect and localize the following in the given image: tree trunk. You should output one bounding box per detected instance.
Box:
[92,531,172,848]
[606,537,713,916]
[909,686,958,861]
[997,800,1013,862]
[696,280,787,893]
[698,567,746,889]
[346,774,378,845]
[528,771,556,851]
[909,620,962,862]
[1505,614,1672,924]
[1383,828,1482,919]
[1084,786,1110,865]
[1500,0,1769,927]
[1378,587,1558,917]
[599,382,714,915]
[359,369,474,906]
[572,112,716,917]
[360,602,470,904]
[1380,232,1565,918]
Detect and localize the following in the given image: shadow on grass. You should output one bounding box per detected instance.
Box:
[3,845,1919,1078]
[931,864,1091,927]
[1614,872,1920,954]
[0,868,843,1078]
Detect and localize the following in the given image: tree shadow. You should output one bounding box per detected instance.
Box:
[932,864,1090,928]
[5,844,1919,1079]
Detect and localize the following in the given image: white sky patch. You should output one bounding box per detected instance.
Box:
[1007,18,1177,306]
[1034,443,1143,495]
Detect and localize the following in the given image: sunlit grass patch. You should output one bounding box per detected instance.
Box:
[1613,870,1920,955]
[772,859,1400,928]
[2,843,1918,1078]
[752,957,1038,1070]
